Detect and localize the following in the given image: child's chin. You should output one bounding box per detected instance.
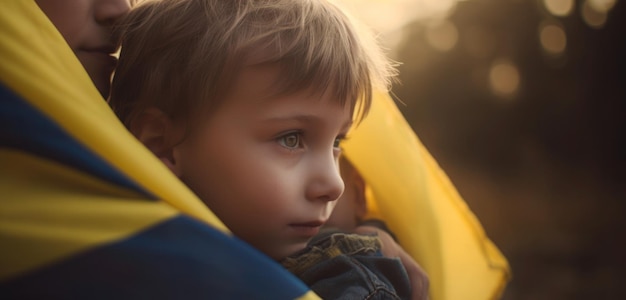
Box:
[274,242,308,261]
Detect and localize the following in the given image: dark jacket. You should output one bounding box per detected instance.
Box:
[281,230,411,300]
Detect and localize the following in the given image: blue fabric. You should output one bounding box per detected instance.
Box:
[0,215,310,300]
[0,83,152,198]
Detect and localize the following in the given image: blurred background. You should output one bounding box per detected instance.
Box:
[335,0,625,299]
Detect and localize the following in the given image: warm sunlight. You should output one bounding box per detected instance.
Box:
[332,0,460,34]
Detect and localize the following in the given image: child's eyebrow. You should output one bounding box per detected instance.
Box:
[263,115,353,129]
[263,115,325,125]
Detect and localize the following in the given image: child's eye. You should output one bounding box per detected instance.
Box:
[278,132,302,149]
[334,135,347,149]
[333,138,342,148]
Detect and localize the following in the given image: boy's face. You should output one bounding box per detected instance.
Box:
[172,66,352,260]
[36,0,131,98]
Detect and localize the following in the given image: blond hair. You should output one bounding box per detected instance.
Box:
[109,0,396,126]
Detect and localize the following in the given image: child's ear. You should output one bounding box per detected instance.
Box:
[129,107,184,177]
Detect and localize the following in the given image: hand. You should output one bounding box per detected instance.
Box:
[355,225,429,300]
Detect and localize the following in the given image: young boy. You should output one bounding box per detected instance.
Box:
[109,0,420,298]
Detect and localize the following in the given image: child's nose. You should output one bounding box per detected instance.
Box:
[306,155,345,202]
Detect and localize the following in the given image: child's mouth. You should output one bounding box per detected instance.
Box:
[289,221,324,237]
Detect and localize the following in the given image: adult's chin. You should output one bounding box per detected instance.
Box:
[77,51,116,99]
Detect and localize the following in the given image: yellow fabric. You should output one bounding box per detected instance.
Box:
[295,291,322,300]
[343,91,510,300]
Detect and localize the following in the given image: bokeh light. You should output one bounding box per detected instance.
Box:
[582,0,609,28]
[539,22,567,55]
[489,60,520,98]
[588,0,616,13]
[543,0,574,17]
